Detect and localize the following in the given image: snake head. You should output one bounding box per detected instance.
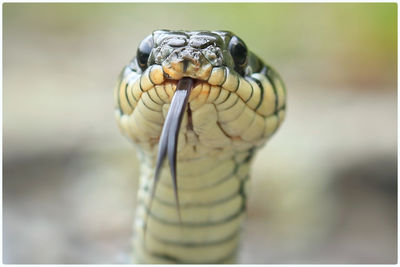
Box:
[115,30,286,158]
[134,30,251,81]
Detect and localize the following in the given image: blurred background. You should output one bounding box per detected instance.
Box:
[3,3,397,264]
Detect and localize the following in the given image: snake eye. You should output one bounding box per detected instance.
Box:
[228,36,248,68]
[137,35,154,71]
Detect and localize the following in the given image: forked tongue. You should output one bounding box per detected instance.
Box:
[149,77,193,223]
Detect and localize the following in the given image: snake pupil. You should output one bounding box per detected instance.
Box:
[228,36,248,74]
[137,35,154,71]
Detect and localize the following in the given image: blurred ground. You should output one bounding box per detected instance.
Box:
[3,3,397,264]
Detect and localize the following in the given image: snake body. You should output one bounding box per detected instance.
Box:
[114,30,286,263]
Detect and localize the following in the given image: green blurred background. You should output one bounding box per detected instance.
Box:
[3,3,397,263]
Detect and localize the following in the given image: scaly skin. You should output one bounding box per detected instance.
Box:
[114,30,286,263]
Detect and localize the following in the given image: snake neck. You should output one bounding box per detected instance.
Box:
[132,149,254,263]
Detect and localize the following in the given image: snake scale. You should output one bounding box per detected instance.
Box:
[114,30,286,264]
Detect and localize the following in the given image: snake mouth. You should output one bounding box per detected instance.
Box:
[151,77,194,218]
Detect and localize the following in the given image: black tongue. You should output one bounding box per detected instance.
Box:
[151,77,193,220]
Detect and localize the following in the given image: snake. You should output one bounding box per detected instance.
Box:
[114,30,286,264]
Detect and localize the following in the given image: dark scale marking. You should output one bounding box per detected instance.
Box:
[139,93,162,112]
[233,73,240,92]
[274,105,286,116]
[135,102,163,126]
[218,91,231,105]
[235,77,243,94]
[134,254,173,265]
[156,166,237,191]
[219,67,229,86]
[216,120,233,139]
[218,93,240,111]
[261,65,279,113]
[139,66,153,92]
[222,69,239,91]
[248,76,264,111]
[265,65,286,96]
[153,85,166,104]
[139,200,245,227]
[146,65,156,85]
[143,187,243,208]
[124,80,135,109]
[165,157,230,178]
[243,77,254,103]
[274,105,286,131]
[116,67,136,114]
[204,64,213,81]
[268,106,285,137]
[142,228,241,247]
[141,162,240,206]
[238,176,249,211]
[146,88,162,105]
[216,251,238,264]
[129,78,139,102]
[139,74,145,92]
[139,246,238,264]
[144,157,239,193]
[212,85,223,102]
[243,148,255,163]
[143,250,180,264]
